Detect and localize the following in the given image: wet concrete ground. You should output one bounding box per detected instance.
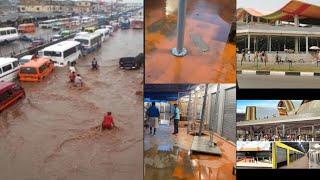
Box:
[144,124,236,180]
[0,29,143,180]
[145,0,236,84]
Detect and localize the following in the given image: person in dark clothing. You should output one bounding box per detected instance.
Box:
[92,57,98,70]
[171,104,180,135]
[146,102,160,135]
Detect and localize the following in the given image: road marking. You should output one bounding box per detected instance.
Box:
[270,71,285,76]
[300,72,314,76]
[241,70,256,75]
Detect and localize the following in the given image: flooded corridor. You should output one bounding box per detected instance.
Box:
[144,125,236,180]
[0,29,143,180]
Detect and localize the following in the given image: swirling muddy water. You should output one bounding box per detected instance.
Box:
[0,29,143,180]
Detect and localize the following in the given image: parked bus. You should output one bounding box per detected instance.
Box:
[39,19,58,28]
[95,28,110,42]
[74,33,102,55]
[0,27,19,44]
[18,23,36,33]
[0,82,25,112]
[38,41,81,67]
[18,57,54,82]
[0,57,20,82]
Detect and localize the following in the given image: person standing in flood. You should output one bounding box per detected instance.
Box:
[102,112,116,130]
[171,104,180,135]
[146,102,160,135]
[74,74,83,87]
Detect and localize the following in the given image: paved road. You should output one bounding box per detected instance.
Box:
[238,74,320,89]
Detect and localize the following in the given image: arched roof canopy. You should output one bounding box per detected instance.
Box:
[237,0,320,24]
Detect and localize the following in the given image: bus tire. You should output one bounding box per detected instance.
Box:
[4,40,9,44]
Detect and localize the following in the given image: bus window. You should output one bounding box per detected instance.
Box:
[2,64,12,73]
[10,29,16,34]
[1,31,6,35]
[13,61,19,68]
[7,30,11,34]
[20,67,37,74]
[0,68,2,74]
[44,51,62,57]
[63,47,76,58]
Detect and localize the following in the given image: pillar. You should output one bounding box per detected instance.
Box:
[295,37,299,53]
[294,15,299,27]
[282,124,285,138]
[254,36,257,52]
[312,126,315,139]
[257,17,260,23]
[248,34,251,51]
[268,36,272,52]
[251,15,254,23]
[246,13,249,24]
[306,36,309,54]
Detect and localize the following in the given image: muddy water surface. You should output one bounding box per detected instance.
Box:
[0,29,143,180]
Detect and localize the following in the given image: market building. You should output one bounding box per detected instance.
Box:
[236,0,320,62]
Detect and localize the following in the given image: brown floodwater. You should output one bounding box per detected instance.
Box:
[0,29,143,180]
[145,0,236,84]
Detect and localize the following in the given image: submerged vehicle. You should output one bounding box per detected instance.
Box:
[18,57,54,82]
[0,57,20,82]
[0,82,25,112]
[119,53,144,69]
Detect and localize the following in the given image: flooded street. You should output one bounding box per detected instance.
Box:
[0,29,143,180]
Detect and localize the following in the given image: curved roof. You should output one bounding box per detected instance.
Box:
[237,0,320,21]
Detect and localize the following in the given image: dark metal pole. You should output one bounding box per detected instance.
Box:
[199,84,208,136]
[172,0,187,57]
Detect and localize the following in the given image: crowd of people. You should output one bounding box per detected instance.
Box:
[240,50,268,66]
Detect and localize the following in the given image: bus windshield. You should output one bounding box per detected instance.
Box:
[75,39,89,45]
[20,67,37,74]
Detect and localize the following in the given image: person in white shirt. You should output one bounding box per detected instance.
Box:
[171,104,180,135]
[74,74,83,87]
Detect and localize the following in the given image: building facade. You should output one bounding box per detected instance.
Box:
[236,1,320,62]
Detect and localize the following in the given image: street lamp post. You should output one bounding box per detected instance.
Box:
[172,0,187,57]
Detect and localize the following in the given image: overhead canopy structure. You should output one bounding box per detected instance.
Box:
[237,0,320,24]
[144,84,196,101]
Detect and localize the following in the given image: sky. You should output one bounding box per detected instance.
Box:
[237,0,320,14]
[237,100,303,115]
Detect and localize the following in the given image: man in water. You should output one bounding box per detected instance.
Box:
[146,102,160,135]
[69,71,76,83]
[74,74,83,87]
[102,112,116,130]
[171,104,180,135]
[92,57,98,70]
